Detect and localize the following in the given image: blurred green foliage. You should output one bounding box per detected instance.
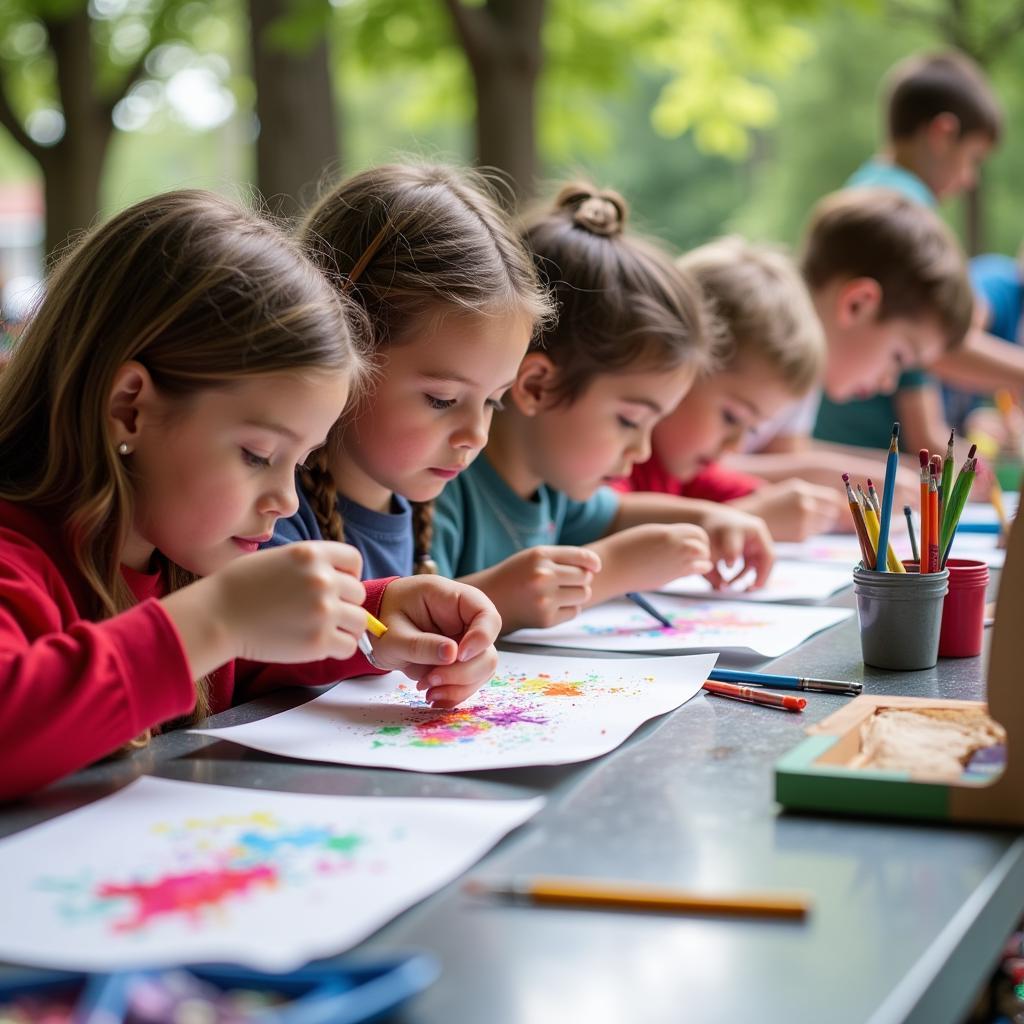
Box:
[0,0,1021,257]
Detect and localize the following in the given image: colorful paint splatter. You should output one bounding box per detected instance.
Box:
[36,812,371,935]
[581,606,772,639]
[363,669,654,752]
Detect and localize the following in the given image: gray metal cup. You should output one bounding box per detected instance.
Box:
[853,564,950,671]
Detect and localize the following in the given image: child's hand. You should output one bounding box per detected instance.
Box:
[588,523,713,600]
[697,506,775,590]
[731,481,845,541]
[468,546,602,633]
[372,576,502,709]
[213,542,369,663]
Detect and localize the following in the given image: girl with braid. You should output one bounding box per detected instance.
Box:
[268,163,553,586]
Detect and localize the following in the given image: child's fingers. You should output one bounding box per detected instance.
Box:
[455,600,502,663]
[550,562,594,587]
[545,546,603,573]
[379,629,459,672]
[554,582,592,608]
[320,540,365,578]
[711,526,744,568]
[424,647,499,705]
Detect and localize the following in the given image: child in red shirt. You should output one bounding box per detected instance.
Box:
[0,191,500,801]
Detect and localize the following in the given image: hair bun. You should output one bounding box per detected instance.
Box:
[554,184,627,238]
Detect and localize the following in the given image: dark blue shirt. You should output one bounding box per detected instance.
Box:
[266,480,414,579]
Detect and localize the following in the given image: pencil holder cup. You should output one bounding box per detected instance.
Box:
[937,559,989,659]
[853,563,949,671]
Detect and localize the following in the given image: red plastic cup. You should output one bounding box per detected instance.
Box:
[938,558,989,658]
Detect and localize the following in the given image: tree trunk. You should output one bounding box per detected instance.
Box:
[446,0,545,207]
[249,0,339,221]
[41,8,113,259]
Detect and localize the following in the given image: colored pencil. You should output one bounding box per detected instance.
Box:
[842,472,875,569]
[904,505,919,564]
[866,478,881,514]
[702,679,806,713]
[940,429,955,523]
[940,444,978,554]
[918,450,930,574]
[625,591,674,629]
[708,668,862,696]
[464,876,811,920]
[941,455,978,568]
[928,459,940,572]
[357,611,388,664]
[874,422,900,573]
[859,484,902,573]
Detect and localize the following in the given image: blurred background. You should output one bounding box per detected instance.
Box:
[0,0,1022,323]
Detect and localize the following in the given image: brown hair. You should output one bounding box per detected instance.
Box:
[800,187,973,351]
[677,236,825,395]
[0,190,358,720]
[885,50,1002,144]
[298,162,552,573]
[522,182,715,405]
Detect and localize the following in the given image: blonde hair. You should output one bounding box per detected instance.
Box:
[522,181,716,404]
[0,190,359,720]
[298,162,553,573]
[677,236,825,395]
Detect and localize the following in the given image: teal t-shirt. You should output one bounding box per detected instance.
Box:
[431,453,620,578]
[846,159,937,208]
[813,160,939,448]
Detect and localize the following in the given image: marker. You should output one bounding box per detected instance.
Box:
[464,876,811,920]
[702,679,806,712]
[709,668,861,696]
[358,611,388,664]
[625,591,674,629]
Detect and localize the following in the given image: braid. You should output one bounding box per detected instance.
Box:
[300,449,345,542]
[412,500,439,574]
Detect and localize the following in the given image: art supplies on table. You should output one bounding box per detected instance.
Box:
[195,651,716,773]
[655,559,852,604]
[624,591,674,628]
[774,535,912,567]
[708,667,862,696]
[0,957,441,1024]
[464,876,811,920]
[0,777,542,972]
[504,596,852,658]
[702,679,806,713]
[777,510,1024,826]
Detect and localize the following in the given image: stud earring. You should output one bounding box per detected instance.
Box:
[118,442,130,455]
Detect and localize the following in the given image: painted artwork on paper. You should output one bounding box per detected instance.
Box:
[197,651,716,773]
[0,777,541,972]
[505,597,852,657]
[658,559,852,603]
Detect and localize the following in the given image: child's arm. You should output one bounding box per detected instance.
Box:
[930,327,1024,397]
[457,546,602,634]
[892,382,953,456]
[607,492,775,588]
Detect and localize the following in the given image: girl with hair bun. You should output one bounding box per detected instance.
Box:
[432,182,776,633]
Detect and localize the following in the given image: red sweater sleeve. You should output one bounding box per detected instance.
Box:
[680,463,764,502]
[234,575,395,700]
[0,534,196,803]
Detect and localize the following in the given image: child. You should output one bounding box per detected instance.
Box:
[725,188,973,502]
[624,236,845,542]
[837,50,1023,440]
[432,183,775,633]
[268,163,552,586]
[0,191,502,802]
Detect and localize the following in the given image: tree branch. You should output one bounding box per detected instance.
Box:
[0,72,41,160]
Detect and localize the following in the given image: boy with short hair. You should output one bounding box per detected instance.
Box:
[825,49,1024,443]
[625,236,845,541]
[721,188,974,507]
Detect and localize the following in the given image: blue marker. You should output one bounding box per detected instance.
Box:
[708,668,861,696]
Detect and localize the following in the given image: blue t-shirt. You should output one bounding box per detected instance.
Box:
[266,480,414,579]
[971,254,1023,344]
[813,160,939,447]
[431,453,620,579]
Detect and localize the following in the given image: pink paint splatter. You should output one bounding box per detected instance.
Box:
[97,864,277,932]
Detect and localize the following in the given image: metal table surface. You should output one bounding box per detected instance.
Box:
[2,578,1022,1024]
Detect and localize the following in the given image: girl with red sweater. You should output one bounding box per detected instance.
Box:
[0,191,500,802]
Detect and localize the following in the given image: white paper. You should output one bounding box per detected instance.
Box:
[505,597,852,656]
[657,559,852,603]
[0,777,541,972]
[958,492,1018,526]
[196,651,716,773]
[774,534,912,566]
